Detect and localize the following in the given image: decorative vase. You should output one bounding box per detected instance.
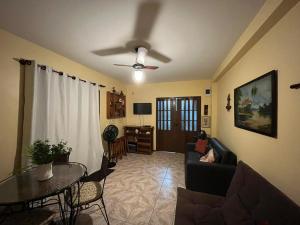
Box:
[36,162,53,181]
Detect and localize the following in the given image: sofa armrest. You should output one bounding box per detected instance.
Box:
[186,143,196,152]
[185,161,236,196]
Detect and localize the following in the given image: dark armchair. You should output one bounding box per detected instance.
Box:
[185,138,237,196]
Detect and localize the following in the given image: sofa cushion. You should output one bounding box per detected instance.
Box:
[222,194,254,225]
[177,187,225,207]
[227,161,300,225]
[175,188,225,225]
[175,203,224,225]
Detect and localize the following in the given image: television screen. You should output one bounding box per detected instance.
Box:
[133,103,152,115]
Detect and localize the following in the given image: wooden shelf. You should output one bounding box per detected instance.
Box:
[124,126,154,154]
[107,91,126,119]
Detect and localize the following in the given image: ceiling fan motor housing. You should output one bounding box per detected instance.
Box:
[133,63,144,69]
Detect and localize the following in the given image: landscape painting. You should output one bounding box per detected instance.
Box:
[234,70,277,137]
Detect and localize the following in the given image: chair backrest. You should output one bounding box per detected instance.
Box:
[80,155,112,183]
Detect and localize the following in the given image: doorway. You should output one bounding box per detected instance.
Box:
[156,97,201,153]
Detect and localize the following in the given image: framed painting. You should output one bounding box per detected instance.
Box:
[234,70,277,137]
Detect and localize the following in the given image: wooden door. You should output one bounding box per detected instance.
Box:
[156,97,201,153]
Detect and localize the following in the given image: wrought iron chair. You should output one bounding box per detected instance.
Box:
[70,156,113,225]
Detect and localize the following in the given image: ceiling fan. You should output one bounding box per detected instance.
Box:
[93,1,171,64]
[113,46,159,71]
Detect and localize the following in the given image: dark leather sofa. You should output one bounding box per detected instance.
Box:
[185,138,237,196]
[175,161,300,225]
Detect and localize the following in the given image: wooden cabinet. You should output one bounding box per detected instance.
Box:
[107,91,126,119]
[124,126,154,154]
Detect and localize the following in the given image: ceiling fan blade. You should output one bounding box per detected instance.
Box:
[133,1,161,40]
[93,47,129,56]
[148,49,171,63]
[113,64,133,68]
[144,65,159,70]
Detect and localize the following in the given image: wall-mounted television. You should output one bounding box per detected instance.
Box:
[133,103,152,115]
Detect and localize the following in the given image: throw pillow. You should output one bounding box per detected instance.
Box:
[222,194,255,225]
[200,149,215,163]
[195,139,208,154]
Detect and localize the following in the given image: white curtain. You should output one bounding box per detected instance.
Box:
[23,61,103,173]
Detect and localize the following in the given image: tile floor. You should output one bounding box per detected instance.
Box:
[76,151,185,225]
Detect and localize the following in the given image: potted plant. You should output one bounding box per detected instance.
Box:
[27,140,53,181]
[51,140,72,163]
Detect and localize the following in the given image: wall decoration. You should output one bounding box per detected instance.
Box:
[205,89,211,96]
[201,116,211,128]
[204,105,208,115]
[226,94,232,111]
[234,70,277,137]
[290,83,300,89]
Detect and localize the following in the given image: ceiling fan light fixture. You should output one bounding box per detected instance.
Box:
[136,47,148,64]
[133,70,144,83]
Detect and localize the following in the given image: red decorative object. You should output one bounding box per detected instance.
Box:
[194,139,208,154]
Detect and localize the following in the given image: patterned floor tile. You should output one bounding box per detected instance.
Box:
[138,192,159,208]
[154,198,177,214]
[127,206,154,225]
[148,211,175,225]
[107,201,134,221]
[158,186,177,200]
[75,151,184,225]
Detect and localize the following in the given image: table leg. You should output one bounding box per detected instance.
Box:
[57,193,67,224]
[57,182,81,225]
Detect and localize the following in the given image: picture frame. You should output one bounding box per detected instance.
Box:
[201,116,211,128]
[234,70,277,137]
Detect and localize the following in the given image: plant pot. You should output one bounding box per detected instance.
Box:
[36,162,53,181]
[53,152,70,164]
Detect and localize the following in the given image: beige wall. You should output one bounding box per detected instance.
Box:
[126,80,212,150]
[215,3,300,204]
[1,0,299,206]
[211,82,218,137]
[0,28,126,180]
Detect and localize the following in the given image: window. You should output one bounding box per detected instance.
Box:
[157,98,171,131]
[180,98,198,132]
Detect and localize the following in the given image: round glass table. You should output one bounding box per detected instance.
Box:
[0,163,86,225]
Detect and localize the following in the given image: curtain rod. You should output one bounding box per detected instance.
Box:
[14,58,106,88]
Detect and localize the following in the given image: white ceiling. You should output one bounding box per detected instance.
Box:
[0,0,264,83]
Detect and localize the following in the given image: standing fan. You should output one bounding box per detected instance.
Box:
[103,125,119,168]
